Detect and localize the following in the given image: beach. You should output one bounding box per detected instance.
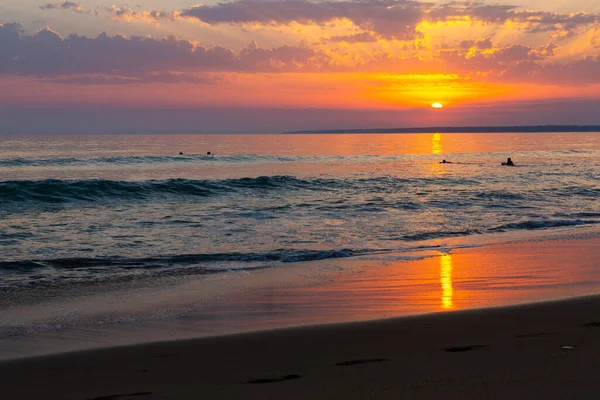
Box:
[2,235,600,399]
[3,292,600,399]
[1,133,599,397]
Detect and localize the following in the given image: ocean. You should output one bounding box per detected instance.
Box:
[2,132,600,358]
[1,132,599,290]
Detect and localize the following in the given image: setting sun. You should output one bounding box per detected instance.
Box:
[432,103,444,109]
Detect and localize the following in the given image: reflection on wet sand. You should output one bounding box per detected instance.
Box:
[2,237,600,360]
[229,238,600,325]
[440,253,454,309]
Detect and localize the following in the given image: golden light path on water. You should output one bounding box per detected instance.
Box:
[440,253,454,310]
[432,133,443,154]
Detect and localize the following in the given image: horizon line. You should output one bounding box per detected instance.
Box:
[284,124,600,134]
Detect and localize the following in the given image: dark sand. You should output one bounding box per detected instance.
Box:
[3,294,600,399]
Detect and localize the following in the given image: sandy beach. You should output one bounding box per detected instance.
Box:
[2,294,600,399]
[2,235,600,399]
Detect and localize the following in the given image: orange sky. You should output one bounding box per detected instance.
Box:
[1,0,600,131]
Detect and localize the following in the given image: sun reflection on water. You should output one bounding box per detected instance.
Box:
[432,133,443,154]
[440,253,454,309]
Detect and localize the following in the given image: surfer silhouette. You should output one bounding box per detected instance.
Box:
[502,157,515,166]
[440,159,452,164]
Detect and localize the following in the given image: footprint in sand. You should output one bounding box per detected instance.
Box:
[244,374,304,384]
[88,392,152,400]
[515,332,556,339]
[444,345,488,352]
[335,358,389,366]
[583,322,600,328]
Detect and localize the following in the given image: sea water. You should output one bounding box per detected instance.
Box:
[1,132,599,291]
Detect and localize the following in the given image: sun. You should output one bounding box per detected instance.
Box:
[431,102,443,109]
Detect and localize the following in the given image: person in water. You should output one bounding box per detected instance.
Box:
[504,157,515,166]
[440,159,452,164]
[179,152,183,155]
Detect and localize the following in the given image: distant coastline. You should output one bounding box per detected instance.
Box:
[284,125,600,134]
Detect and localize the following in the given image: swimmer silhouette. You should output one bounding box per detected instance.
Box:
[502,157,515,166]
[179,152,183,155]
[207,151,212,156]
[439,159,452,164]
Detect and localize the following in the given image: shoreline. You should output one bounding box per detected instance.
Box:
[3,293,600,399]
[4,291,600,362]
[1,231,600,361]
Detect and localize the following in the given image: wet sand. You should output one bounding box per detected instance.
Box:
[2,294,600,399]
[2,235,600,362]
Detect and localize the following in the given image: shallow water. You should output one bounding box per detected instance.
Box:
[1,133,599,290]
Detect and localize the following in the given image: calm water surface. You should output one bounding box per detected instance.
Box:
[1,133,599,290]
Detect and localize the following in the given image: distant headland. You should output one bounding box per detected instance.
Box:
[284,125,600,134]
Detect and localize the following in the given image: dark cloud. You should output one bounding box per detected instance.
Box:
[177,0,600,41]
[493,44,541,62]
[43,0,600,46]
[329,32,379,43]
[592,29,600,48]
[41,72,225,85]
[541,43,558,57]
[181,0,428,40]
[459,39,474,49]
[476,38,493,50]
[105,6,180,22]
[459,37,493,51]
[430,2,600,37]
[1,20,597,87]
[0,23,329,80]
[430,42,600,86]
[39,1,86,14]
[500,56,600,86]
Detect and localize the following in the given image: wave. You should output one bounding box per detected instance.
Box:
[401,219,600,240]
[0,248,389,290]
[0,248,374,272]
[489,219,600,232]
[0,154,299,167]
[0,176,482,207]
[474,190,527,200]
[0,176,330,205]
[402,230,480,241]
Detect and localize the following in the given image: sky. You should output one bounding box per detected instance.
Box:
[1,0,600,133]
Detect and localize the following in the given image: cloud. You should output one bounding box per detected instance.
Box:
[499,56,600,86]
[493,44,541,62]
[175,0,600,41]
[459,37,493,50]
[329,32,379,43]
[39,1,86,14]
[41,72,226,85]
[181,0,427,40]
[105,6,182,23]
[430,2,600,37]
[1,20,598,87]
[0,23,329,80]
[591,25,600,48]
[38,0,600,47]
